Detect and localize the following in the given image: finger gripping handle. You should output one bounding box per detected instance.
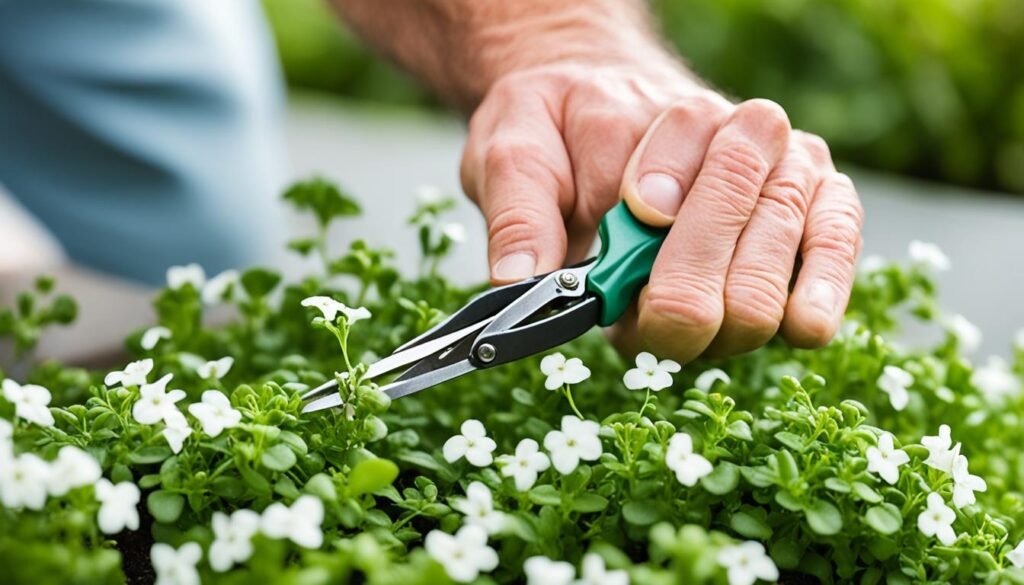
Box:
[586,201,669,326]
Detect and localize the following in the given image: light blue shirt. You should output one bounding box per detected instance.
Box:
[0,0,288,284]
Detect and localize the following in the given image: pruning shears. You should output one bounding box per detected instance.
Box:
[301,202,667,413]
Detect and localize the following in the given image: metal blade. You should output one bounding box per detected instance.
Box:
[301,360,477,413]
[478,263,592,341]
[299,317,492,403]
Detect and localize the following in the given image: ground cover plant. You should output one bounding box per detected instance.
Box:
[2,178,1024,584]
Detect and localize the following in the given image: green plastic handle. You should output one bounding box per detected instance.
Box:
[586,201,669,326]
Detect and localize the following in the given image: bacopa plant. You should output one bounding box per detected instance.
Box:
[2,178,1024,585]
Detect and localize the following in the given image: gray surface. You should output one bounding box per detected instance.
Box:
[3,91,1023,361]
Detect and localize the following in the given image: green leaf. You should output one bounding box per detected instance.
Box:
[571,493,608,513]
[824,478,852,493]
[622,501,661,526]
[805,499,843,535]
[701,461,739,495]
[726,420,753,441]
[397,451,458,483]
[774,431,806,452]
[147,490,185,524]
[261,444,298,472]
[852,481,883,503]
[528,485,562,507]
[730,508,773,539]
[864,503,903,535]
[239,464,271,496]
[282,177,361,226]
[348,458,399,496]
[128,446,173,464]
[241,268,282,299]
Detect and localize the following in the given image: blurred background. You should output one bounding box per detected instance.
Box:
[2,0,1023,361]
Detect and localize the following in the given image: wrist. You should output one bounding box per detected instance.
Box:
[456,2,690,109]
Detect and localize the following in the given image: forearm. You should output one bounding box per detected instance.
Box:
[330,0,691,111]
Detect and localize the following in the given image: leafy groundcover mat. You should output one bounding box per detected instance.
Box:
[1,179,1023,585]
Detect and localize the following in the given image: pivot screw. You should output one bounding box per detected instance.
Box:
[557,271,579,290]
[476,343,497,363]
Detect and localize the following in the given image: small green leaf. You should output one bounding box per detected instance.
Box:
[730,508,773,539]
[241,268,282,299]
[864,503,903,535]
[528,485,562,506]
[622,501,661,526]
[147,490,185,524]
[774,431,806,452]
[701,461,739,495]
[805,499,843,535]
[726,420,753,441]
[348,458,400,496]
[128,446,173,464]
[305,473,338,502]
[824,478,852,493]
[261,444,297,472]
[852,481,883,503]
[571,493,608,513]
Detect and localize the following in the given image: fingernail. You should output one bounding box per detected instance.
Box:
[637,173,685,217]
[808,282,836,315]
[493,252,536,281]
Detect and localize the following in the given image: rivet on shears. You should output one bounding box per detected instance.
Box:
[476,343,497,363]
[557,271,579,290]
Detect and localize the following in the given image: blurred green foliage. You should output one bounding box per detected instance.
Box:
[263,0,1024,193]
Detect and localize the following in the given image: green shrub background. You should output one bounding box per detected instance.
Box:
[262,0,1024,194]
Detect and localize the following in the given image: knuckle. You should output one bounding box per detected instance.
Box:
[798,131,831,161]
[486,203,549,247]
[482,139,539,179]
[704,142,770,210]
[643,282,723,333]
[725,269,787,331]
[804,212,861,266]
[737,98,791,136]
[761,176,811,223]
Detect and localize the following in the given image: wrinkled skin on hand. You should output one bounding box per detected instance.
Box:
[460,63,864,363]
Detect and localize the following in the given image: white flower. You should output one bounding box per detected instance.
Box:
[0,453,51,510]
[261,495,324,549]
[47,446,102,497]
[695,368,731,392]
[575,553,628,585]
[166,263,206,291]
[857,254,887,274]
[877,365,913,411]
[132,374,186,425]
[497,438,551,491]
[162,413,193,454]
[524,556,575,585]
[416,185,446,206]
[922,425,957,473]
[623,352,681,392]
[1008,541,1024,568]
[197,356,234,380]
[908,240,950,272]
[664,432,713,487]
[1,379,54,427]
[0,418,12,463]
[716,541,779,585]
[540,353,591,390]
[425,525,498,583]
[202,269,240,304]
[917,492,957,546]
[209,509,261,572]
[442,222,466,243]
[452,481,506,534]
[944,314,981,354]
[300,296,372,324]
[95,479,141,534]
[188,390,241,437]
[865,433,909,485]
[543,415,602,475]
[141,327,172,351]
[104,358,154,388]
[971,356,1021,405]
[950,452,987,508]
[151,542,202,585]
[443,419,497,467]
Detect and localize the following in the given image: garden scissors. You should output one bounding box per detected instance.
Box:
[301,202,667,413]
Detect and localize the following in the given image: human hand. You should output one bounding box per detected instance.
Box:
[460,63,863,362]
